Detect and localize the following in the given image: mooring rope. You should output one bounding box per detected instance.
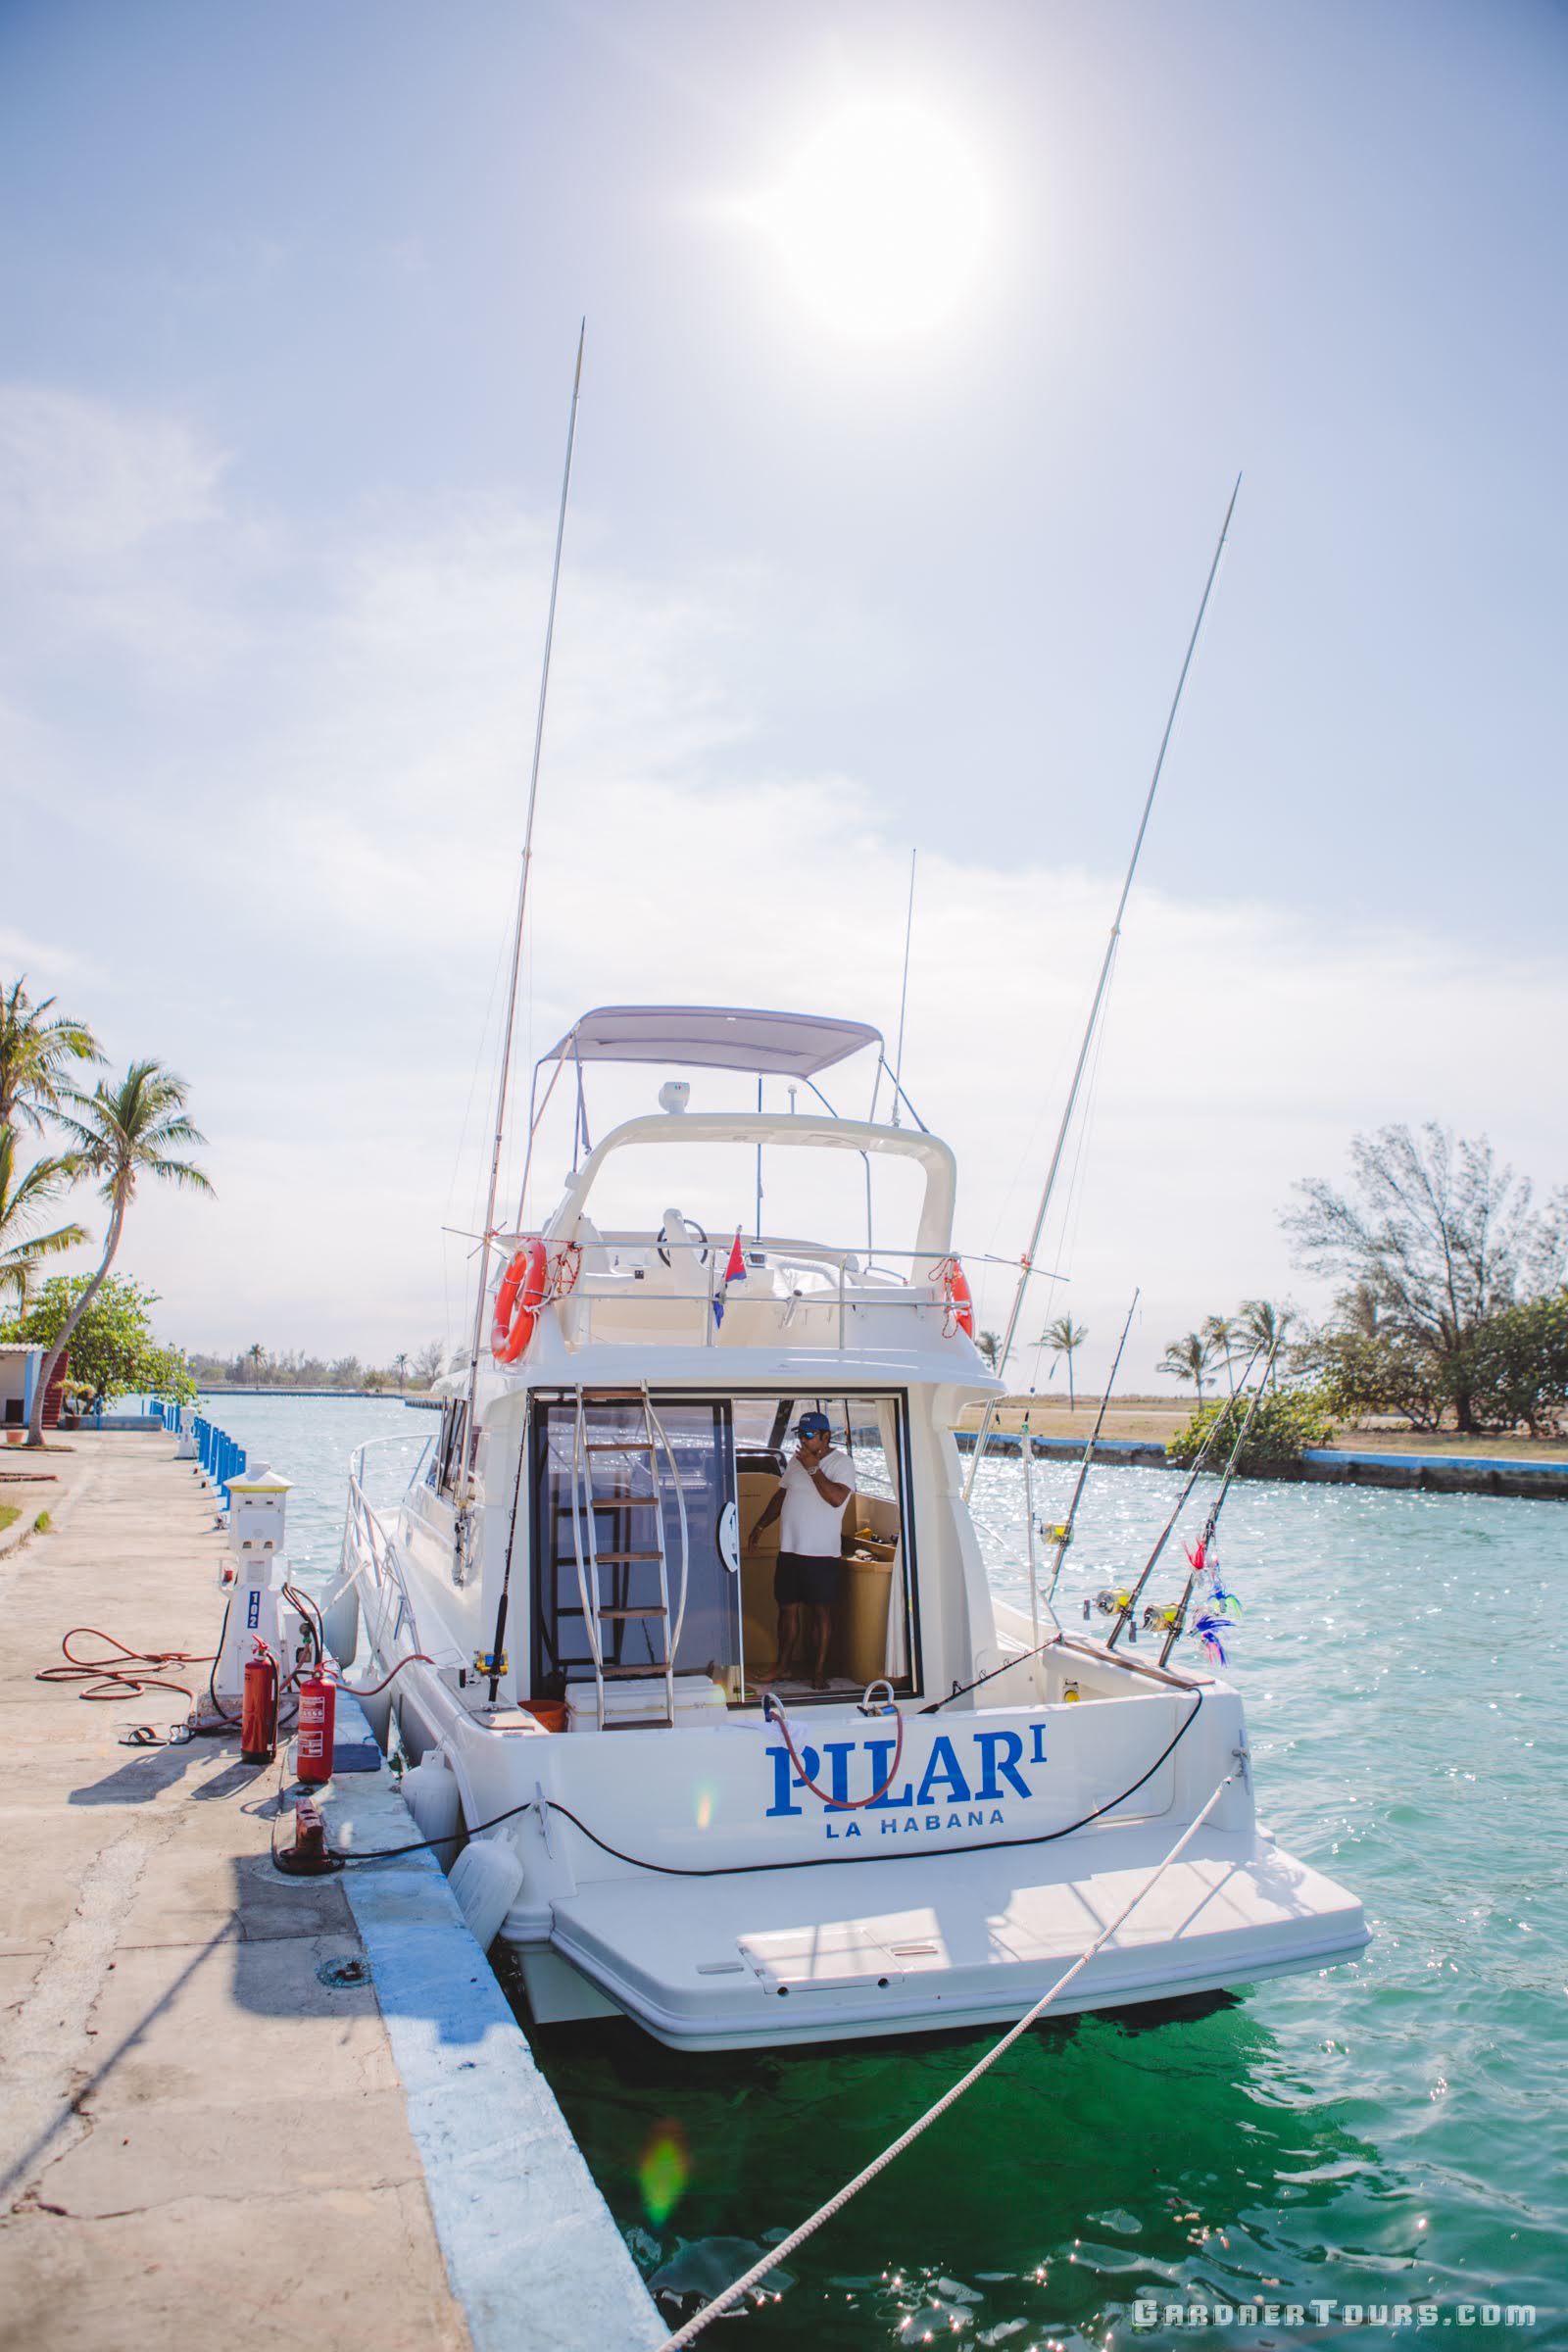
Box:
[654,1766,1238,2348]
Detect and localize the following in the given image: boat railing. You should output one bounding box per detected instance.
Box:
[343,1457,425,1660]
[549,1235,988,1352]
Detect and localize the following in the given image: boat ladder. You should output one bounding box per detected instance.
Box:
[567,1386,689,1731]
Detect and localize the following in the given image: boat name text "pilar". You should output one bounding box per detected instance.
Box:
[765,1724,1049,1838]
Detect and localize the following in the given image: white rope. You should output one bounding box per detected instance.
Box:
[655,1770,1237,2348]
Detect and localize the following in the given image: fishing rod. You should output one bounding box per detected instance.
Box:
[929,1292,1140,1714]
[1103,1338,1264,1648]
[1042,1287,1140,1611]
[890,847,917,1129]
[461,322,585,1482]
[1156,1345,1278,1666]
[963,474,1243,1502]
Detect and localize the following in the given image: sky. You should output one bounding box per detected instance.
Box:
[2,0,1565,1389]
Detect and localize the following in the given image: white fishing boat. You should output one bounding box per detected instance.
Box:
[323,360,1362,2051]
[331,1002,1367,2050]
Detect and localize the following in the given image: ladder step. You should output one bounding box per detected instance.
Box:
[601,1662,672,1679]
[555,1498,654,1512]
[595,1549,662,1563]
[599,1605,667,1620]
[584,1441,657,1453]
[603,1714,675,1731]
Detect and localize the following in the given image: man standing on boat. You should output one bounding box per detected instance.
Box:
[750,1411,856,1690]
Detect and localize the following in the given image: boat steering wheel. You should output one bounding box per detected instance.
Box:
[657,1212,710,1269]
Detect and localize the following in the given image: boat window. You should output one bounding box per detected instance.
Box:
[431,1397,469,1495]
[530,1396,742,1707]
[732,1391,916,1701]
[527,1389,917,1711]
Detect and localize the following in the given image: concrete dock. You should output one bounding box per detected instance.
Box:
[0,1434,662,2352]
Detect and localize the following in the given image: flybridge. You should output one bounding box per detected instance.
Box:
[526,1003,929,1166]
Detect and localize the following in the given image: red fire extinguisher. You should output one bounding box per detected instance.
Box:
[240,1642,279,1764]
[296,1667,336,1787]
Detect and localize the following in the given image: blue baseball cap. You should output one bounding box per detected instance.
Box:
[795,1411,833,1438]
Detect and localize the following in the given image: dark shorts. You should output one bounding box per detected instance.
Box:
[774,1551,842,1608]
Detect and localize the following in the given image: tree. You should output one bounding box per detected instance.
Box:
[0,1129,85,1307]
[1042,1314,1089,1410]
[4,1273,195,1406]
[975,1329,1003,1373]
[412,1340,445,1389]
[1167,1386,1335,1472]
[1159,1329,1215,1401]
[25,1060,211,1446]
[1237,1298,1295,1387]
[245,1342,267,1385]
[1202,1314,1238,1396]
[0,977,100,1135]
[1463,1293,1568,1437]
[393,1350,410,1390]
[1284,1125,1566,1432]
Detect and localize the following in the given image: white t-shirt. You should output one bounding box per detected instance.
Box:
[778,1447,856,1558]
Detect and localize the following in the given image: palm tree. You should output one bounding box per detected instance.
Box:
[0,977,100,1134]
[24,1060,211,1446]
[1202,1313,1238,1396]
[975,1330,1002,1374]
[0,1130,86,1307]
[1042,1314,1089,1411]
[246,1342,267,1385]
[393,1350,410,1390]
[1159,1329,1216,1401]
[1239,1297,1295,1385]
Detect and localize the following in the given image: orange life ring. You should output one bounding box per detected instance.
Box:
[493,1238,549,1363]
[935,1254,975,1340]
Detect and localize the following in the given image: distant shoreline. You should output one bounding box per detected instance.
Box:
[198,1387,438,1404]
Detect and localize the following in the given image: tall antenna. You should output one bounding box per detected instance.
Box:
[890,848,917,1126]
[963,474,1241,1500]
[463,321,586,1453]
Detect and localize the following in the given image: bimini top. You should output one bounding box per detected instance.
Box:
[544,1005,882,1080]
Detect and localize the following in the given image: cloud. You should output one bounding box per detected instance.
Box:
[7,385,1566,1384]
[0,383,224,566]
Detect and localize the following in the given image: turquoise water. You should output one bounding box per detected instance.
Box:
[207,1396,1567,2345]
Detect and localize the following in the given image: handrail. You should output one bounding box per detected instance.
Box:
[567,1397,607,1728]
[644,1393,691,1665]
[345,1468,425,1659]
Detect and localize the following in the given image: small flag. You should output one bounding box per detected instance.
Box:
[712,1228,747,1328]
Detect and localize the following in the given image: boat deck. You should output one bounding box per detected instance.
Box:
[547,1816,1368,2050]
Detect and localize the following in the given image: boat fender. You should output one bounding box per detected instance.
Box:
[493,1238,549,1362]
[320,1579,360,1671]
[346,1667,393,1751]
[401,1747,462,1871]
[448,1836,524,1950]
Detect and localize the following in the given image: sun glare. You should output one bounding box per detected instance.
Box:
[756,100,991,344]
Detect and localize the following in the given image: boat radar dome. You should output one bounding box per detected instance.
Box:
[658,1080,691,1113]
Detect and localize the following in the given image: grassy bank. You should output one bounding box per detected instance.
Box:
[955,1396,1568,1465]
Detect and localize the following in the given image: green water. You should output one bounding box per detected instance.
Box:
[206,1399,1567,2344]
[521,1470,1568,2346]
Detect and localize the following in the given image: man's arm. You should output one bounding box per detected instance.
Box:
[809,1461,852,1509]
[750,1488,785,1544]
